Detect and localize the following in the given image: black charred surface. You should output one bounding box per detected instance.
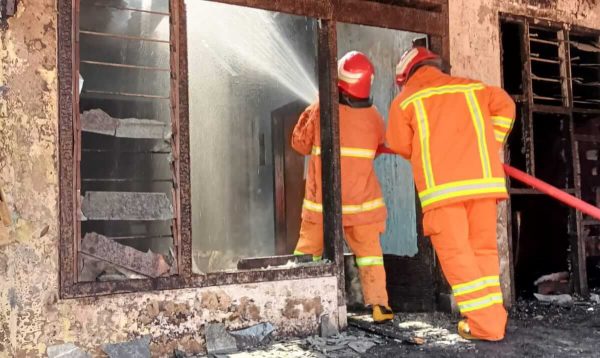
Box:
[318,19,346,306]
[502,15,600,298]
[384,196,437,312]
[365,296,600,357]
[58,0,76,298]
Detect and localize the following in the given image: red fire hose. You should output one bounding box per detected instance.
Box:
[377,146,600,221]
[502,164,600,221]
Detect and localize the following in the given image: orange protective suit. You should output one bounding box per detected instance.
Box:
[386,66,515,340]
[292,102,389,307]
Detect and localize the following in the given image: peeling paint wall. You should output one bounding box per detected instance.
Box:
[0,1,339,356]
[3,0,600,355]
[449,0,600,304]
[450,0,600,84]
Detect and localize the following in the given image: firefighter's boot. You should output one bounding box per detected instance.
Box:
[372,305,394,323]
[458,320,480,340]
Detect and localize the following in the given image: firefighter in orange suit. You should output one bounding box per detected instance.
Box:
[386,47,515,340]
[292,51,393,323]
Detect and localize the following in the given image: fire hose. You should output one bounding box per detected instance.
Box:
[376,146,600,221]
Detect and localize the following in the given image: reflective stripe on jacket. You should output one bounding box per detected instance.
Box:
[292,102,387,226]
[386,66,516,211]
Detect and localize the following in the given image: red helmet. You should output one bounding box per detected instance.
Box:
[338,51,374,99]
[395,47,440,86]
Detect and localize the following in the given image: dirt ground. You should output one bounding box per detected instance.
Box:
[217,290,600,358]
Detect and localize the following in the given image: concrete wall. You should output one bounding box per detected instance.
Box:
[0,1,338,356]
[449,0,600,304]
[2,0,600,355]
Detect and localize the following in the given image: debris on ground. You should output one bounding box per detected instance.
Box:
[533,293,574,306]
[347,340,376,353]
[534,271,570,295]
[591,293,600,304]
[229,322,276,349]
[47,343,91,358]
[205,323,238,355]
[183,296,600,357]
[101,336,151,358]
[303,331,384,357]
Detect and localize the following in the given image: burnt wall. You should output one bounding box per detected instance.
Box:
[0,1,338,356]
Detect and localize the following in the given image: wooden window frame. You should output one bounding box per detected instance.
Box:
[500,13,600,298]
[58,0,448,298]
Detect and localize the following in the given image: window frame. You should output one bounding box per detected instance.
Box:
[499,13,600,300]
[58,0,448,298]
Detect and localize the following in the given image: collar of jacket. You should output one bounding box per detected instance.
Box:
[339,92,373,108]
[405,65,446,89]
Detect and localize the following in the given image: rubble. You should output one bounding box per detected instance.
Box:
[102,336,151,358]
[79,255,147,281]
[534,293,574,307]
[170,300,600,357]
[205,323,238,355]
[591,293,600,304]
[348,340,376,354]
[47,343,91,358]
[81,109,170,139]
[229,322,276,349]
[237,255,311,270]
[81,191,174,221]
[319,314,339,338]
[80,233,171,278]
[534,272,570,295]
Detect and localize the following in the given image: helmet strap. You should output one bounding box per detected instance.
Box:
[339,91,372,108]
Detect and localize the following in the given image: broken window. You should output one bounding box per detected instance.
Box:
[500,15,600,297]
[187,1,320,273]
[77,0,178,282]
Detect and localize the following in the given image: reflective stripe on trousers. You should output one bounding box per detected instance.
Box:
[452,275,500,297]
[303,198,385,214]
[294,250,321,261]
[356,256,384,267]
[457,292,503,313]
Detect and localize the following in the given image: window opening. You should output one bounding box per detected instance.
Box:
[77,0,178,281]
[501,16,600,297]
[186,0,320,273]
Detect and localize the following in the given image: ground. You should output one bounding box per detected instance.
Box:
[208,292,600,358]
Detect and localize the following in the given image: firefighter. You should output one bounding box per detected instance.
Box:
[386,47,515,340]
[292,51,393,323]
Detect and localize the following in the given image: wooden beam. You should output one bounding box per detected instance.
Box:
[318,19,346,312]
[334,0,445,36]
